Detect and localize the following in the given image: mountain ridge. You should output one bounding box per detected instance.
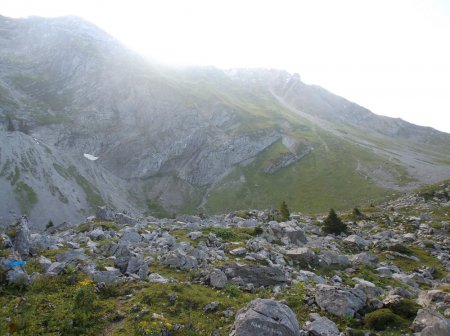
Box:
[1,15,450,229]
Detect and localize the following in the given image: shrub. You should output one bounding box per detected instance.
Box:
[253,226,263,236]
[352,207,364,220]
[364,309,408,331]
[388,244,413,255]
[322,208,347,235]
[389,299,420,319]
[46,220,54,229]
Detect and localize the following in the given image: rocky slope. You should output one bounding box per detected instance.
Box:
[1,15,450,229]
[1,182,449,335]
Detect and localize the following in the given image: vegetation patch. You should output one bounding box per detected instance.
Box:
[363,308,409,331]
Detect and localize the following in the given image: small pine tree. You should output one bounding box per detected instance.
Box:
[322,208,348,235]
[279,201,290,222]
[352,207,364,220]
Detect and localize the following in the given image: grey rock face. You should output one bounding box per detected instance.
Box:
[315,284,366,317]
[231,299,301,336]
[209,269,228,289]
[304,313,340,336]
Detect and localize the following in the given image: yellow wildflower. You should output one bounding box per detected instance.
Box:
[78,279,94,286]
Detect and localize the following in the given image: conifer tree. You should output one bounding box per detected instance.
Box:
[322,208,347,235]
[279,201,290,222]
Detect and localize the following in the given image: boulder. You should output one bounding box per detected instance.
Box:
[418,290,450,310]
[119,230,142,245]
[37,256,52,272]
[344,234,369,247]
[350,252,379,267]
[286,247,318,266]
[55,250,89,264]
[187,231,203,240]
[148,273,171,284]
[412,308,448,332]
[420,320,450,336]
[126,255,148,279]
[113,245,132,273]
[209,269,228,289]
[115,212,138,225]
[304,313,339,336]
[6,267,30,286]
[96,206,115,221]
[352,278,384,299]
[30,233,62,250]
[315,284,366,317]
[162,250,198,270]
[318,252,350,267]
[231,299,301,336]
[92,267,122,284]
[46,262,66,275]
[12,216,31,258]
[229,247,247,256]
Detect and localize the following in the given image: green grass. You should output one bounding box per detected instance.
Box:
[0,274,117,335]
[382,246,446,279]
[67,166,104,208]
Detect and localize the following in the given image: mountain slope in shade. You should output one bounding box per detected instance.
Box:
[1,15,450,228]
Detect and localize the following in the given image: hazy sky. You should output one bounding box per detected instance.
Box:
[3,0,450,133]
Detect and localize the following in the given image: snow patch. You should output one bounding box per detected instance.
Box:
[83,153,98,161]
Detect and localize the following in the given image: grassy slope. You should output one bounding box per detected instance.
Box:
[205,130,398,214]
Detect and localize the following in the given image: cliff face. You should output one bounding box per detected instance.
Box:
[1,15,450,229]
